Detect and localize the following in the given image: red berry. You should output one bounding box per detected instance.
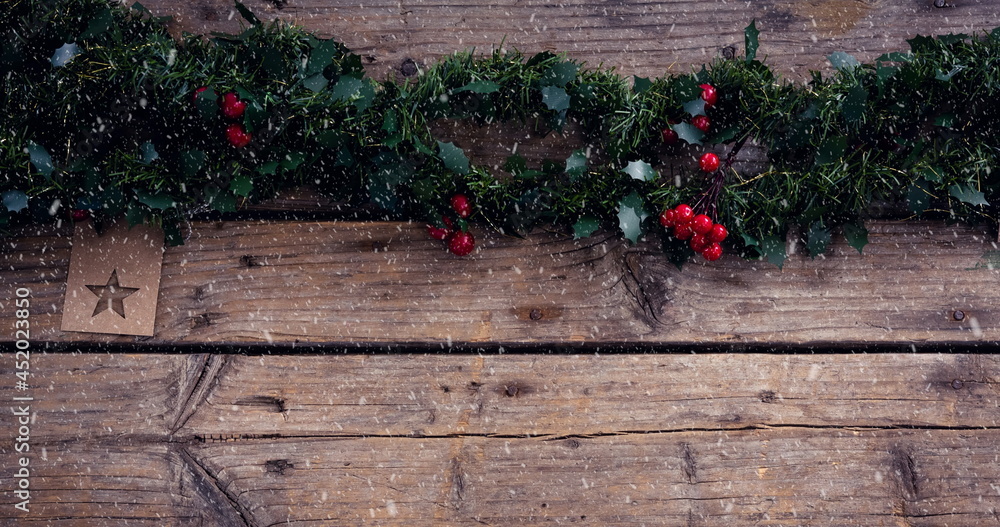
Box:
[699,152,720,173]
[659,209,677,227]
[427,225,449,240]
[448,230,475,256]
[690,214,713,235]
[702,242,723,261]
[699,84,718,107]
[70,209,90,222]
[692,115,711,133]
[427,215,454,240]
[690,233,709,252]
[661,127,678,145]
[225,123,252,148]
[219,92,247,120]
[192,86,210,103]
[707,223,728,243]
[450,193,472,219]
[674,224,694,240]
[673,204,694,224]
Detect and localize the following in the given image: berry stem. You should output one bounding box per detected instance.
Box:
[691,133,750,221]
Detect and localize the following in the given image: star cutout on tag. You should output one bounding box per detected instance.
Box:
[86,269,139,318]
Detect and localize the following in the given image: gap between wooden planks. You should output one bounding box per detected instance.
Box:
[2,219,998,347]
[1,353,999,525]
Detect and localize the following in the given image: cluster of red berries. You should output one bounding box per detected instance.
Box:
[659,204,728,261]
[193,87,252,148]
[661,84,717,144]
[426,193,476,256]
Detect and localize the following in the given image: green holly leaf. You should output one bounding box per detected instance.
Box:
[139,142,159,164]
[126,203,146,226]
[919,166,943,183]
[25,142,55,178]
[79,8,113,39]
[437,141,469,175]
[135,189,176,210]
[672,76,700,102]
[934,113,956,128]
[102,185,126,217]
[672,122,704,145]
[937,33,969,45]
[353,82,376,113]
[633,76,653,93]
[815,135,847,165]
[622,160,657,182]
[306,39,341,76]
[875,65,897,91]
[180,150,206,178]
[760,234,787,269]
[329,76,364,101]
[683,98,707,117]
[806,221,831,258]
[843,222,868,254]
[875,51,912,63]
[707,126,739,144]
[907,179,931,214]
[828,51,861,72]
[573,215,600,239]
[2,191,28,212]
[234,1,262,26]
[540,86,570,112]
[744,20,760,62]
[661,232,694,270]
[565,149,587,181]
[935,65,965,82]
[280,151,307,171]
[51,43,79,68]
[504,154,527,174]
[194,89,219,119]
[949,184,989,206]
[541,61,579,88]
[617,192,648,244]
[163,220,184,247]
[212,192,237,213]
[841,83,868,123]
[454,80,501,94]
[302,73,328,92]
[231,174,253,197]
[258,161,279,175]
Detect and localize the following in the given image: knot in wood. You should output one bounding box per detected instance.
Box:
[400,58,418,77]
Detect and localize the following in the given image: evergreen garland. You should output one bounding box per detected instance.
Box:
[2,0,998,267]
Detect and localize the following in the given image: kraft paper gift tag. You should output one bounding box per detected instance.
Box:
[61,217,165,336]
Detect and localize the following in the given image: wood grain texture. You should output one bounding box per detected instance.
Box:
[178,353,1000,438]
[188,430,1000,526]
[144,0,1000,81]
[2,353,1000,525]
[2,220,998,347]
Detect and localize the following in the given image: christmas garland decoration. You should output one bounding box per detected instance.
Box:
[3,0,999,267]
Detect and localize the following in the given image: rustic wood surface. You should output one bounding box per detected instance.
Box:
[4,0,1000,524]
[2,353,999,525]
[146,0,1000,82]
[2,219,998,348]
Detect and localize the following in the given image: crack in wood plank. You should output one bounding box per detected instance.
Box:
[171,354,229,434]
[179,447,257,527]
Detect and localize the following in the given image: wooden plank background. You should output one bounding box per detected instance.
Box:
[3,0,1000,525]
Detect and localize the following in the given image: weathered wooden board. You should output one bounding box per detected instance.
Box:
[2,220,997,347]
[148,0,1000,81]
[2,353,999,525]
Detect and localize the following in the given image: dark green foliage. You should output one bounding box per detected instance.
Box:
[2,0,998,264]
